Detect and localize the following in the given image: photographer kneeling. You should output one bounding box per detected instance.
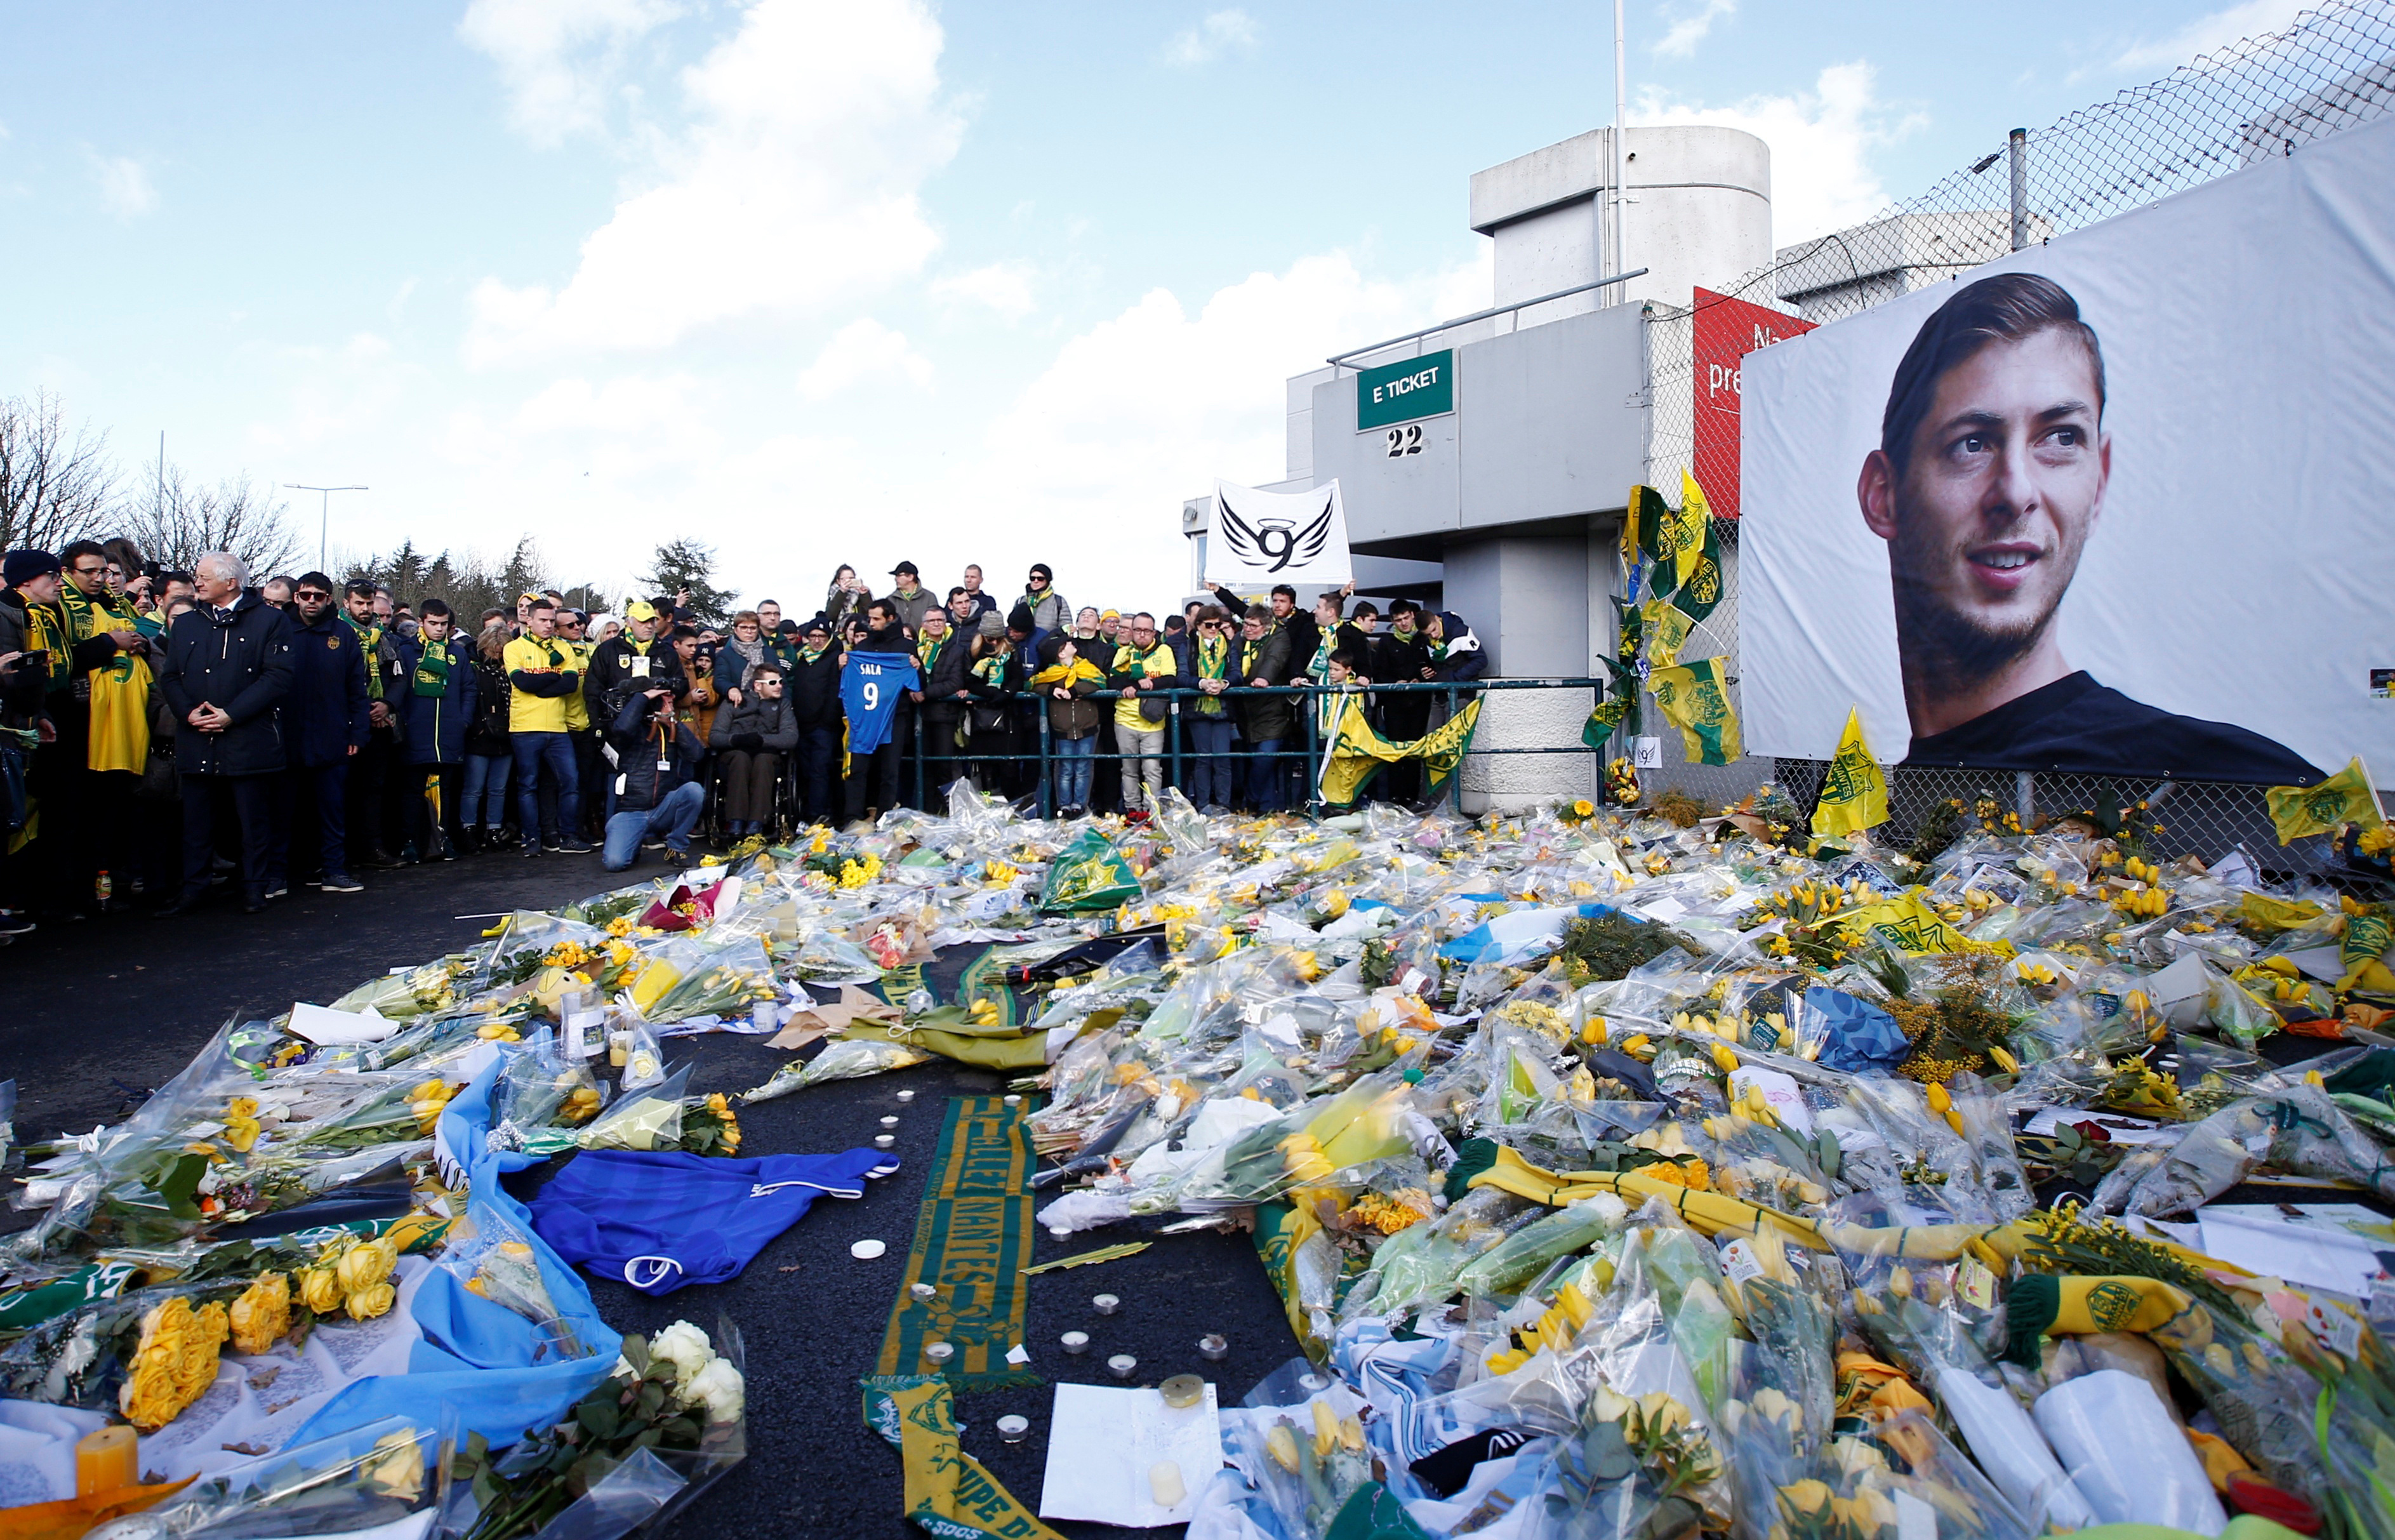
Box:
[601,680,705,872]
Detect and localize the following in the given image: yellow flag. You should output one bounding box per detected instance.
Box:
[1640,599,1694,669]
[1810,707,1889,838]
[1836,890,2010,957]
[1319,694,1483,805]
[1648,656,1741,766]
[1671,469,1712,593]
[2266,756,2383,845]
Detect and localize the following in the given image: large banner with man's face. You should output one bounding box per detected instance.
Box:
[1742,112,2395,785]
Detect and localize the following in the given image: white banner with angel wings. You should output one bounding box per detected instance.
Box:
[1204,479,1352,590]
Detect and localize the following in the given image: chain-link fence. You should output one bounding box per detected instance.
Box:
[1626,0,2395,872]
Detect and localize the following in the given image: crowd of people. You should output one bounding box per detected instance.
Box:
[0,543,1489,928]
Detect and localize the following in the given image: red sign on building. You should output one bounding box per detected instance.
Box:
[1690,287,1816,519]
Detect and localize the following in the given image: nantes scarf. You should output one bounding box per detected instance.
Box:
[343,613,387,699]
[412,637,454,697]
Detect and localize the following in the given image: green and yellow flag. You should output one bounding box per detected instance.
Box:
[1649,656,1741,767]
[1811,707,1889,838]
[1621,484,1671,576]
[1666,470,1711,593]
[1640,598,1694,670]
[1320,694,1482,806]
[2267,755,2385,845]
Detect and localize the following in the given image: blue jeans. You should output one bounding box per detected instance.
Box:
[512,731,580,847]
[461,752,512,828]
[602,781,706,871]
[1185,716,1235,807]
[1242,738,1284,812]
[1053,734,1096,811]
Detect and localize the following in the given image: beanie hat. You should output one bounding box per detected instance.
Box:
[977,611,1005,639]
[1007,603,1036,634]
[3,550,61,589]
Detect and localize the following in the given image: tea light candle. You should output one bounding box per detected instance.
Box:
[924,1341,955,1365]
[1159,1374,1204,1409]
[1198,1334,1228,1360]
[1060,1331,1090,1355]
[1092,1293,1120,1315]
[1107,1353,1138,1379]
[997,1414,1030,1443]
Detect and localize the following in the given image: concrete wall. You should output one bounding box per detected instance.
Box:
[1470,124,1773,312]
[1312,300,1649,552]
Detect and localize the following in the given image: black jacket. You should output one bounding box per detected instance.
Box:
[916,635,972,722]
[466,652,512,755]
[606,693,705,814]
[708,691,799,753]
[785,648,843,731]
[395,634,479,766]
[1233,628,1294,741]
[585,635,683,724]
[284,610,370,769]
[157,594,295,776]
[965,646,1026,733]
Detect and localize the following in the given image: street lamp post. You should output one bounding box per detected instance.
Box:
[285,484,368,572]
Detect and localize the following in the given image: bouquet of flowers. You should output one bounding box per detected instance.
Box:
[448,1318,745,1540]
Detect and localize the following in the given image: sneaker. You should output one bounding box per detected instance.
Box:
[640,839,667,852]
[0,912,36,936]
[262,885,289,900]
[522,842,542,858]
[665,848,690,869]
[361,849,402,870]
[320,873,364,893]
[558,839,593,855]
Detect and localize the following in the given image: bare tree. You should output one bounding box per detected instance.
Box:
[123,463,300,577]
[0,391,121,552]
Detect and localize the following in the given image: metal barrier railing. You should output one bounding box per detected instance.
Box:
[892,677,1608,818]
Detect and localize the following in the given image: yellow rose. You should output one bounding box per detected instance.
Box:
[1778,1479,1832,1516]
[229,1273,292,1356]
[119,1296,231,1430]
[298,1266,343,1315]
[344,1282,398,1321]
[335,1238,398,1297]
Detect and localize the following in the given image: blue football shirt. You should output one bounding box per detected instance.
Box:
[841,651,920,753]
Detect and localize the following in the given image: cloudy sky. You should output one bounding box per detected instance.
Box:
[1,0,2302,615]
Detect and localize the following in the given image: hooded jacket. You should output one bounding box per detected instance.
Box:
[606,691,706,815]
[1431,613,1488,682]
[284,608,371,769]
[395,632,480,765]
[707,688,799,754]
[157,592,295,776]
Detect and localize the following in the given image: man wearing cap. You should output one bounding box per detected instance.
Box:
[585,599,684,723]
[786,615,844,825]
[1018,564,1069,634]
[883,562,936,636]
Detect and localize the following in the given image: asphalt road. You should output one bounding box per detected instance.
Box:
[0,849,1301,1540]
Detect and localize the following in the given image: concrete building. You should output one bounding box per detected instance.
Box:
[1183,123,1774,809]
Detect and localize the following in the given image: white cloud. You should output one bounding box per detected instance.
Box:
[1635,62,1921,246]
[1652,0,1734,59]
[2110,0,2311,72]
[458,0,684,146]
[931,261,1037,322]
[464,0,962,365]
[796,318,933,400]
[1165,9,1258,67]
[91,154,156,219]
[946,249,1478,607]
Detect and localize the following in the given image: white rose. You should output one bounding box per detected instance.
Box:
[685,1357,745,1424]
[648,1320,714,1383]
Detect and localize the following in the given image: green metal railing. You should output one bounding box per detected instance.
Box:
[901,677,1608,817]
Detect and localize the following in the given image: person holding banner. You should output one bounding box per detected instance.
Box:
[1858,272,2317,783]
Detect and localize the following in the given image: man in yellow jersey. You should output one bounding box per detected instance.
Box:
[501,598,589,856]
[1106,612,1181,820]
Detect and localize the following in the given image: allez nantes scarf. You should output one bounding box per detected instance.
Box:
[412,636,455,697]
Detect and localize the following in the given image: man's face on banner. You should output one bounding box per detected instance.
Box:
[1861,328,2109,674]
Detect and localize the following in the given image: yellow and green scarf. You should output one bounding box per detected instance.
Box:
[1028,658,1102,690]
[412,637,454,697]
[1193,633,1228,716]
[343,613,386,700]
